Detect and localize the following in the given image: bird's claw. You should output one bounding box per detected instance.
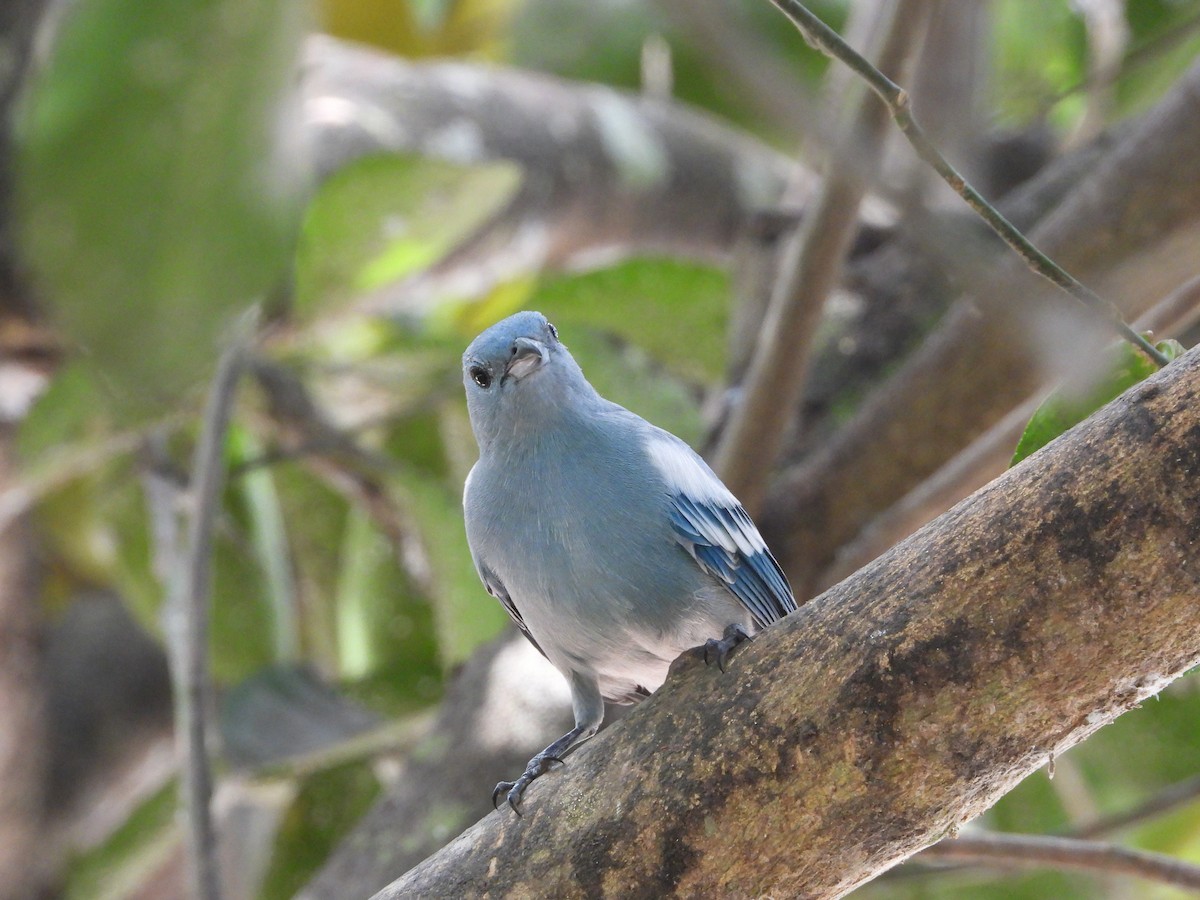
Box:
[493,751,563,814]
[703,623,753,672]
[492,777,528,816]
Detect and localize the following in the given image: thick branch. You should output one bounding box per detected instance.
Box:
[300,37,798,305]
[373,346,1200,898]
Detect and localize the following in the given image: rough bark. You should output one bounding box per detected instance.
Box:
[763,56,1200,597]
[374,345,1200,899]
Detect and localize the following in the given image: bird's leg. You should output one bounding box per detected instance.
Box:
[494,673,603,814]
[703,622,753,672]
[493,723,592,815]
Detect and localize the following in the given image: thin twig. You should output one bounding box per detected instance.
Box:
[1072,774,1200,839]
[165,308,259,900]
[768,0,1171,369]
[919,832,1200,891]
[714,1,929,511]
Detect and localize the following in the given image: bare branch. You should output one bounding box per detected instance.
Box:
[371,346,1200,900]
[713,1,929,511]
[767,0,1169,367]
[919,832,1200,892]
[764,56,1200,597]
[164,309,258,900]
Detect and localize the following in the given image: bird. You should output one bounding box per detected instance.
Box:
[461,310,795,812]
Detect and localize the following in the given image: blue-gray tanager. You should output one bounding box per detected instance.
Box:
[462,311,795,811]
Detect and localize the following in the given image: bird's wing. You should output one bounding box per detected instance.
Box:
[476,558,547,660]
[464,463,547,659]
[644,433,796,628]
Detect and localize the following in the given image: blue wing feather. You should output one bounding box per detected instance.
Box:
[668,493,796,628]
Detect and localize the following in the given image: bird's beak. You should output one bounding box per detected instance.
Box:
[505,337,549,381]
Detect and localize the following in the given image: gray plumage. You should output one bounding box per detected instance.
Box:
[462,310,795,811]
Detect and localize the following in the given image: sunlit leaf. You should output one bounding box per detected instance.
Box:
[334,504,442,704]
[294,153,522,314]
[229,426,300,662]
[319,0,515,57]
[388,466,509,667]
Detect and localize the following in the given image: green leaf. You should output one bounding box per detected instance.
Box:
[333,504,442,703]
[18,0,305,416]
[1011,339,1184,466]
[229,426,300,662]
[294,153,522,313]
[528,257,731,385]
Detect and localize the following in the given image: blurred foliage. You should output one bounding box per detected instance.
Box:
[65,782,179,900]
[17,0,1200,897]
[319,0,516,58]
[993,0,1200,129]
[18,0,306,415]
[258,762,383,900]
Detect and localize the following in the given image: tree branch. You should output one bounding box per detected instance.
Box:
[767,0,1168,367]
[821,271,1200,588]
[300,36,799,307]
[163,309,258,900]
[919,832,1200,891]
[713,0,928,511]
[371,345,1200,899]
[1072,774,1200,840]
[763,55,1200,597]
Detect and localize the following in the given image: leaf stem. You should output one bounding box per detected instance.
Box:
[768,0,1171,369]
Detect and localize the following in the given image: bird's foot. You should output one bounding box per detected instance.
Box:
[703,623,753,672]
[492,749,566,815]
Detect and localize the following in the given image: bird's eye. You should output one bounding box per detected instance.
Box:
[470,366,492,389]
[547,322,559,340]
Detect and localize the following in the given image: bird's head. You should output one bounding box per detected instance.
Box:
[462,311,590,448]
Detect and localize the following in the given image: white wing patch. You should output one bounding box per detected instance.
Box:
[644,432,793,627]
[646,435,735,505]
[644,434,765,553]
